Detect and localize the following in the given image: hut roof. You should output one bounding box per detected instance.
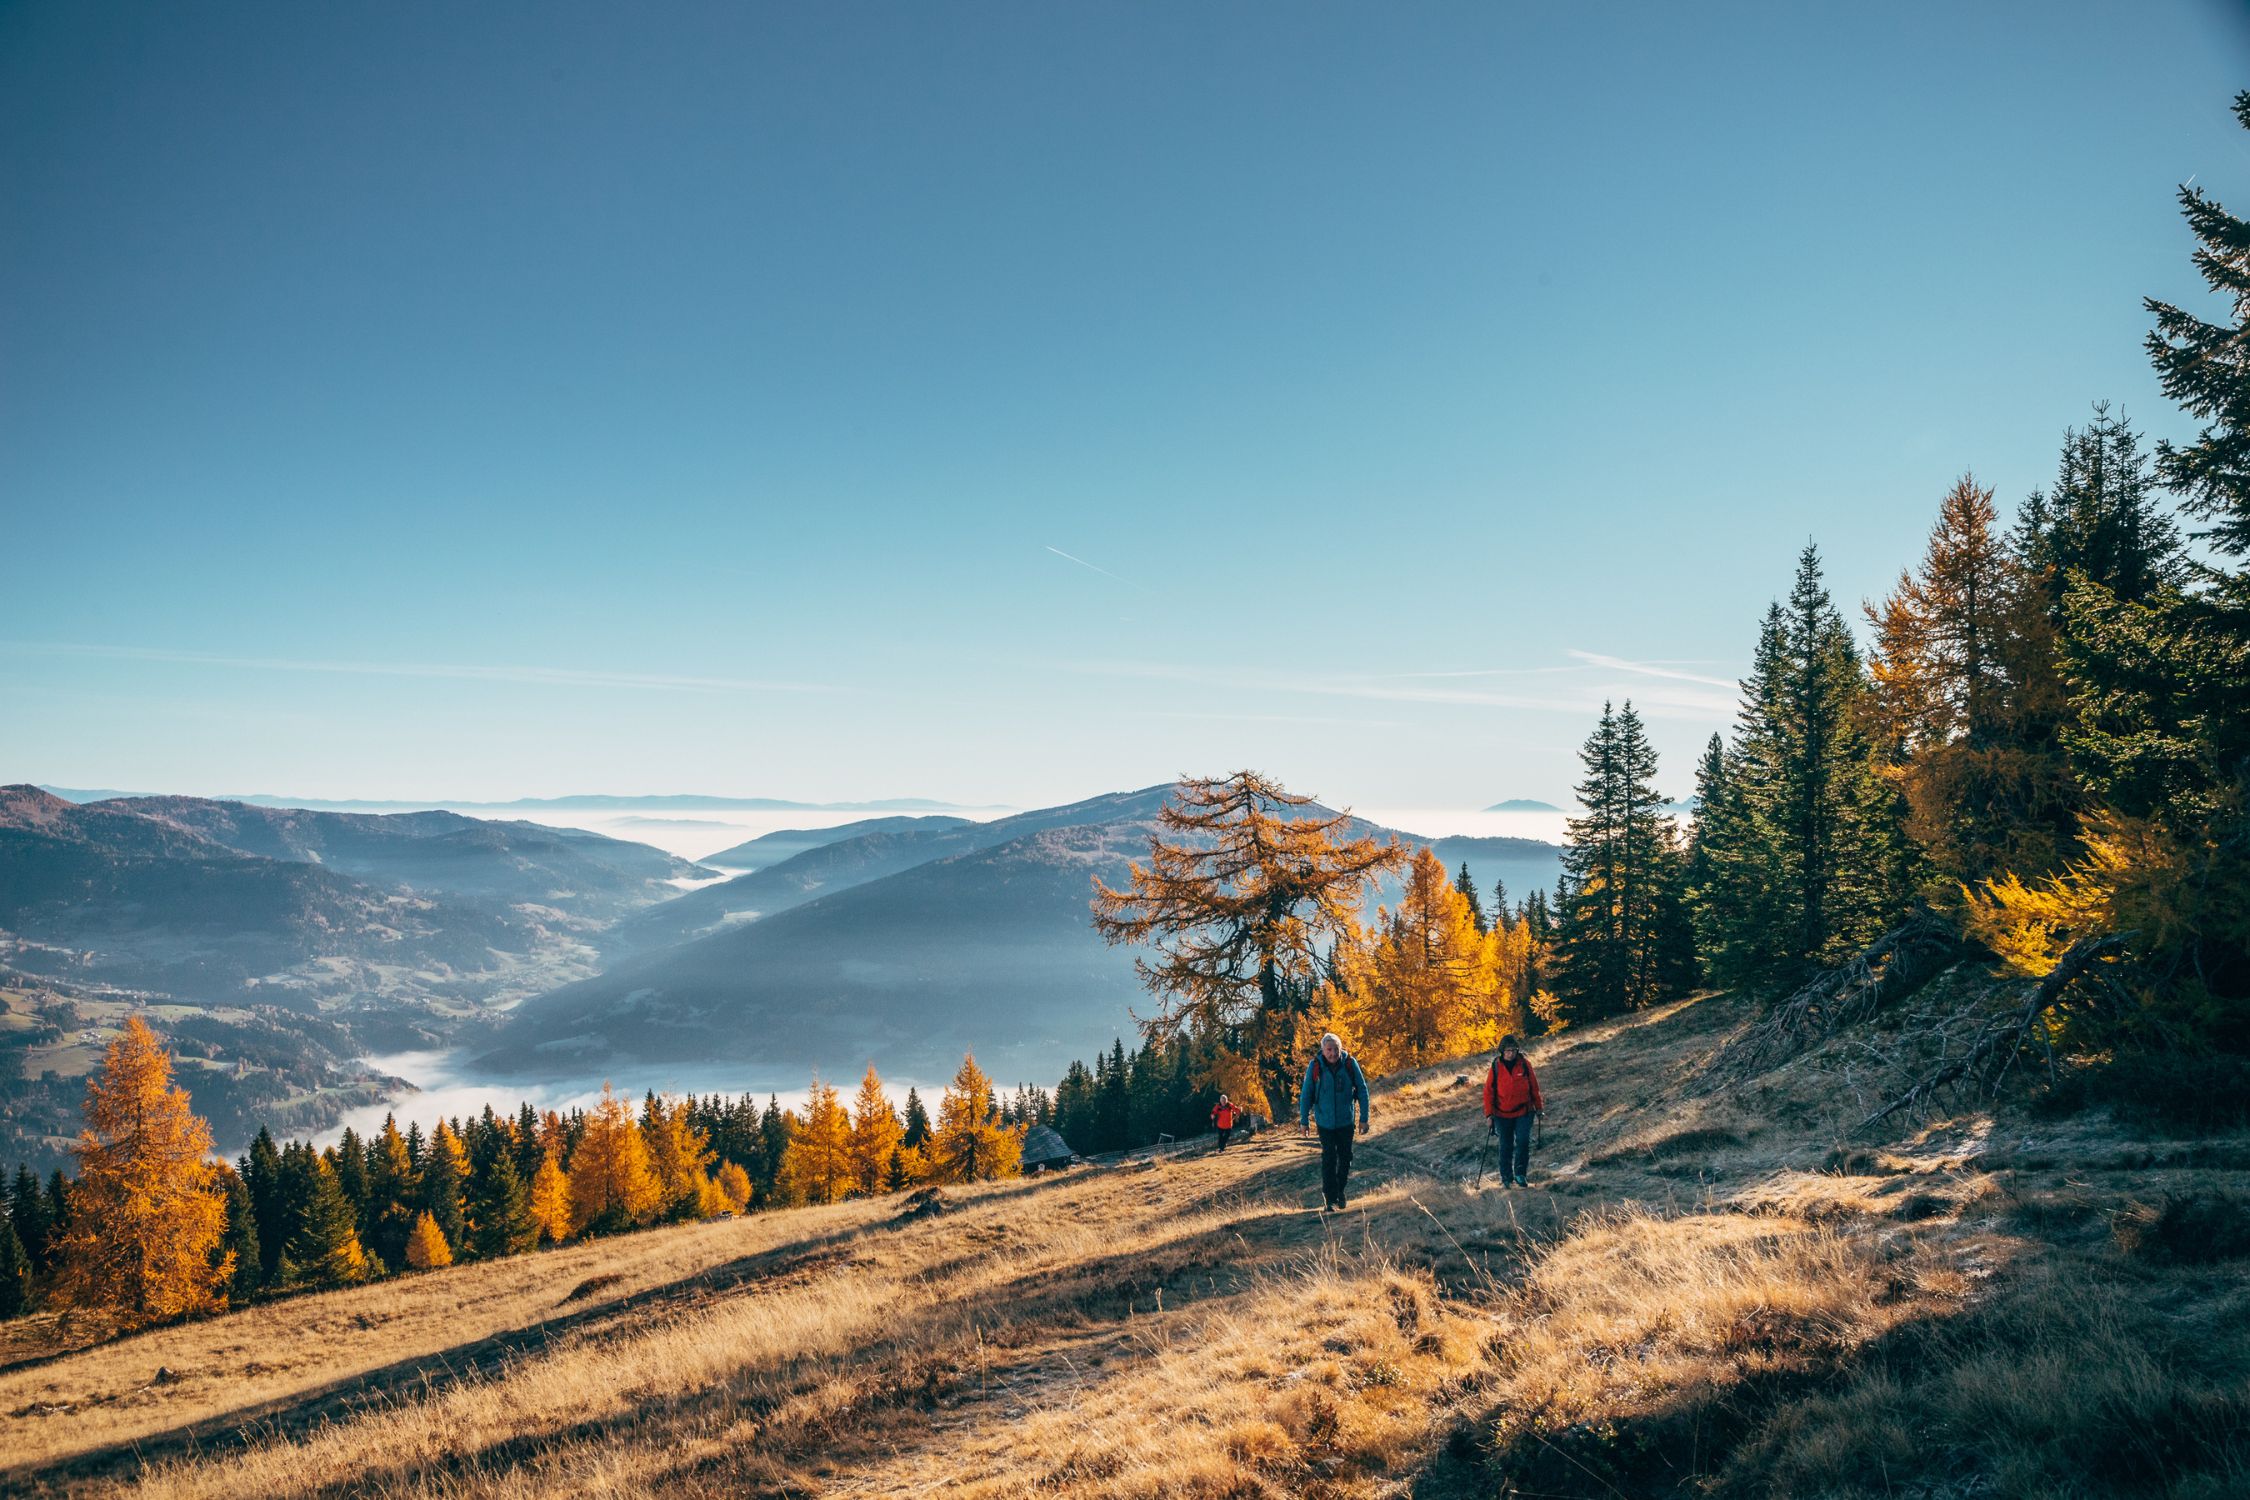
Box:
[1021,1124,1074,1167]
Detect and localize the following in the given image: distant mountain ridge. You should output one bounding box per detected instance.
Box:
[38,787,1004,813]
[1484,798,1562,812]
[698,814,977,871]
[0,787,716,1013]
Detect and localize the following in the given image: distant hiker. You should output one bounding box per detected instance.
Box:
[1482,1034,1545,1188]
[1298,1032,1370,1212]
[1210,1093,1237,1150]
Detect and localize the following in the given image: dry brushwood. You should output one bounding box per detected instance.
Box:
[1857,931,2128,1134]
[1707,915,1961,1086]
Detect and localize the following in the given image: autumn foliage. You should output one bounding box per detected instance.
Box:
[50,1018,231,1325]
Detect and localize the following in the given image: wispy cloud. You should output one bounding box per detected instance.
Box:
[1066,656,1740,720]
[1565,650,1739,690]
[1,642,834,695]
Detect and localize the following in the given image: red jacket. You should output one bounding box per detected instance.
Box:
[1484,1055,1544,1118]
[1211,1102,1236,1130]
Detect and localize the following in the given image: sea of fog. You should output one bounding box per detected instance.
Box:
[1355,806,1572,845]
[460,800,1570,864]
[321,1052,945,1147]
[454,805,1009,865]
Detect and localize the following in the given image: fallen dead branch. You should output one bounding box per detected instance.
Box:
[1708,915,1961,1086]
[1857,932,2128,1134]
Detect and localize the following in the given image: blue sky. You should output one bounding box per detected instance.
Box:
[4,2,2245,811]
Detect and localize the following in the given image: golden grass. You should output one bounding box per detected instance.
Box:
[2,986,2244,1498]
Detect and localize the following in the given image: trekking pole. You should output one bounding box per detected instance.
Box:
[1473,1124,1496,1189]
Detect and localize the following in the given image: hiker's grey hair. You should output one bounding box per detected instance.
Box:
[1320,1032,1343,1053]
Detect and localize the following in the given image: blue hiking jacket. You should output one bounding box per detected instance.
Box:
[1298,1049,1370,1132]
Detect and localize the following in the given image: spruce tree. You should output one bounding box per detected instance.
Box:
[218,1165,261,1302]
[1556,702,1693,1015]
[468,1133,536,1259]
[9,1165,51,1276]
[420,1122,468,1251]
[900,1087,931,1151]
[0,1216,27,1318]
[1453,863,1488,931]
[241,1127,286,1285]
[2017,404,2184,608]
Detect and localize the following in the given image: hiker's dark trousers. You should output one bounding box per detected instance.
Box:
[1318,1125,1355,1206]
[1494,1113,1532,1183]
[1216,1127,1232,1150]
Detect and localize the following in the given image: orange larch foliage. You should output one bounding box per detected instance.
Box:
[50,1017,231,1325]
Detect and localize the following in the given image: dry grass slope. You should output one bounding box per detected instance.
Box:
[3,984,2245,1498]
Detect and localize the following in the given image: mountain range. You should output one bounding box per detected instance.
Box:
[0,786,709,1011]
[39,787,999,813]
[486,787,1565,1084]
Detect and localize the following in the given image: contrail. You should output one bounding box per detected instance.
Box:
[1044,545,1140,589]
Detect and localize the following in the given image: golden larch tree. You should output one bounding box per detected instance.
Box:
[1333,847,1496,1073]
[847,1065,903,1195]
[50,1017,231,1325]
[566,1084,663,1234]
[1868,474,2073,886]
[528,1148,572,1244]
[642,1094,716,1216]
[1092,771,1404,1109]
[928,1053,1023,1184]
[404,1210,453,1270]
[714,1160,753,1214]
[779,1079,854,1205]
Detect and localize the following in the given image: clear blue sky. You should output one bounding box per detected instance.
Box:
[4,2,2245,810]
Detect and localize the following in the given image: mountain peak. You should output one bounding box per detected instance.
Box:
[1483,798,1561,813]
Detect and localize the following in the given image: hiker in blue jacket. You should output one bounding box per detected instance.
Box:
[1297,1032,1370,1212]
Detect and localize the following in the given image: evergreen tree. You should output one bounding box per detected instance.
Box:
[1097,1039,1131,1152]
[1051,1060,1095,1149]
[1453,862,1488,931]
[1490,878,1512,931]
[900,1087,931,1151]
[287,1153,369,1287]
[0,1216,26,1319]
[241,1126,286,1286]
[467,1130,537,1259]
[755,1096,794,1207]
[51,1018,231,1324]
[513,1101,545,1188]
[2017,403,2184,608]
[420,1121,468,1253]
[1126,1039,1169,1145]
[217,1163,261,1303]
[361,1116,417,1274]
[331,1128,369,1226]
[9,1165,52,1276]
[1554,703,1694,1016]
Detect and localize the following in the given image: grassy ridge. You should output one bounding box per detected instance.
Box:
[3,987,2245,1497]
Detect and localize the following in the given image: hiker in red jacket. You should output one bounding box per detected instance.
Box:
[1210,1094,1237,1150]
[1482,1034,1545,1188]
